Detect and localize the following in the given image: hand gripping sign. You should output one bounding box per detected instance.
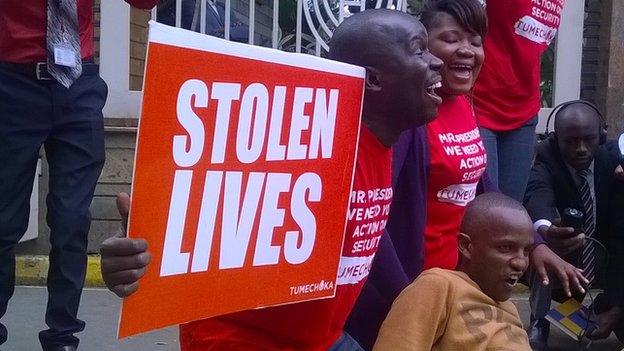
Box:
[118,22,365,337]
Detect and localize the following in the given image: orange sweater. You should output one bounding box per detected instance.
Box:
[374,268,530,351]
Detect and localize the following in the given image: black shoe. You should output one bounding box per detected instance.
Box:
[527,318,550,351]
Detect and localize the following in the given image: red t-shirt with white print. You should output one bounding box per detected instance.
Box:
[179,125,392,351]
[424,96,486,270]
[473,0,565,131]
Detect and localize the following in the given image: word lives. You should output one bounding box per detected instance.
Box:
[160,79,340,277]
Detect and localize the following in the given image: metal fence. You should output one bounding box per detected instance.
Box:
[98,0,584,121]
[150,0,407,56]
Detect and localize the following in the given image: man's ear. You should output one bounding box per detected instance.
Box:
[364,66,382,92]
[458,232,472,261]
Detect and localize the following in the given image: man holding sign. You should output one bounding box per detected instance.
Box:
[101,9,443,350]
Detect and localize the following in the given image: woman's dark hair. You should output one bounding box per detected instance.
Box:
[420,0,488,39]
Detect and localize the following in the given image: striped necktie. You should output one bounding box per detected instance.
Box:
[47,0,82,88]
[577,169,596,284]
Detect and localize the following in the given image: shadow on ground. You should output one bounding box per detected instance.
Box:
[3,287,623,350]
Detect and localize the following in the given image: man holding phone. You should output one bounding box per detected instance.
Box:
[524,101,624,350]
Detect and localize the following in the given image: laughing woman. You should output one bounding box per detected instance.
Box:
[419,0,490,270]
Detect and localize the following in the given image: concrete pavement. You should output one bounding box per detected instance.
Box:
[3,286,178,351]
[2,287,622,350]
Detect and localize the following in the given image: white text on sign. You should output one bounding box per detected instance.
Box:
[160,79,340,277]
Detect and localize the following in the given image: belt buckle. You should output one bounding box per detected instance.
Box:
[36,62,52,80]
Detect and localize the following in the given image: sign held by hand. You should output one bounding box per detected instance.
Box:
[118,21,365,338]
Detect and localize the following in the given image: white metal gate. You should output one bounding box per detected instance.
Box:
[99,0,586,120]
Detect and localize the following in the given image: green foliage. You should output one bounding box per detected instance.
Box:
[540,42,555,107]
[278,0,298,34]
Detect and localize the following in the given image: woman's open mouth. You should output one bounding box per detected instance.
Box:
[448,64,473,80]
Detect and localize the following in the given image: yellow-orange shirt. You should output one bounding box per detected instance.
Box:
[373,268,530,351]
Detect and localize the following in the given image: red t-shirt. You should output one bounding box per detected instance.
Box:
[0,0,157,63]
[473,0,565,131]
[179,125,393,350]
[424,96,486,270]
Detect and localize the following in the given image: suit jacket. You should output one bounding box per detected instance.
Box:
[524,135,624,308]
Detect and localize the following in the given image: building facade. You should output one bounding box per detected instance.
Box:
[17,0,623,254]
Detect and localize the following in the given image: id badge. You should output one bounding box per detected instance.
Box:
[53,44,78,67]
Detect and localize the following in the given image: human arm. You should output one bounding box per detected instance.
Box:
[100,193,152,297]
[535,220,584,255]
[373,271,449,350]
[524,162,584,254]
[477,168,499,194]
[124,0,159,10]
[529,243,587,297]
[474,168,584,295]
[368,232,412,300]
[345,232,413,350]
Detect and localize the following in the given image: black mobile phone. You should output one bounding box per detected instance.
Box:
[561,208,584,232]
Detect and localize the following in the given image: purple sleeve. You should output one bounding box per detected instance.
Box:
[345,126,429,350]
[532,230,545,248]
[478,168,499,193]
[384,126,428,278]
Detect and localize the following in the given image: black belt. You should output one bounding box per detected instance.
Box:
[0,61,99,81]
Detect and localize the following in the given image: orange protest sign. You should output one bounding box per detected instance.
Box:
[118,22,365,338]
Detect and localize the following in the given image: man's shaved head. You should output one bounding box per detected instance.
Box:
[554,103,601,134]
[327,9,443,146]
[329,9,421,68]
[459,192,533,301]
[461,192,531,242]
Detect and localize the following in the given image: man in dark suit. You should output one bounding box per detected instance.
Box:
[524,101,624,350]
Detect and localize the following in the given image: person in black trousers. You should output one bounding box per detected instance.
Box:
[0,1,158,350]
[524,101,624,350]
